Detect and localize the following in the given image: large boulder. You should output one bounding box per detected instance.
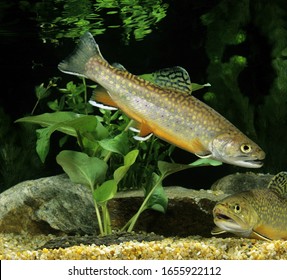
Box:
[211,172,274,194]
[0,175,97,234]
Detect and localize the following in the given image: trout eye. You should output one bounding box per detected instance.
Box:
[240,144,252,153]
[234,204,241,213]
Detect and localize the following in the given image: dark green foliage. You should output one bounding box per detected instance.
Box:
[202,0,287,173]
[0,108,45,192]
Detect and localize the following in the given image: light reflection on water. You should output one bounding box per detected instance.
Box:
[34,0,169,44]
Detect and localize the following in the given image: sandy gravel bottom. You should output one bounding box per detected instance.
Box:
[1,233,287,260]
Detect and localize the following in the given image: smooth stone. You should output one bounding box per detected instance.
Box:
[211,172,274,194]
[0,175,97,234]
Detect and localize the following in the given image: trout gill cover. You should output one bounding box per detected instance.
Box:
[58,32,265,168]
[212,172,287,241]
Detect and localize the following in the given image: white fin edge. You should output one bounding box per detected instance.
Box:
[89,100,118,110]
[129,127,140,133]
[133,133,153,141]
[195,153,212,158]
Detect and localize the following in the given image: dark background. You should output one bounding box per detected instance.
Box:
[0,0,285,191]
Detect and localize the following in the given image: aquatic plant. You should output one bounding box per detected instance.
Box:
[16,76,220,235]
[0,108,45,192]
[201,0,287,173]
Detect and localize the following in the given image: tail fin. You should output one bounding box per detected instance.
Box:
[58,32,103,77]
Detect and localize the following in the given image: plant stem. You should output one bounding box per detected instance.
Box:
[102,203,112,235]
[31,99,40,115]
[122,174,164,232]
[94,200,104,236]
[91,184,104,236]
[82,77,88,115]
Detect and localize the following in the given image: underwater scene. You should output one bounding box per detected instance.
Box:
[1,0,287,260]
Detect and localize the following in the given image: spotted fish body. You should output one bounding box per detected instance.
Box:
[58,32,265,168]
[212,172,287,241]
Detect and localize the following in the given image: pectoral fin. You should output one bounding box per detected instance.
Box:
[251,230,272,242]
[130,121,153,141]
[195,152,213,159]
[211,226,227,235]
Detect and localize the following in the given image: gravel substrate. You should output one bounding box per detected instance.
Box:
[1,233,287,260]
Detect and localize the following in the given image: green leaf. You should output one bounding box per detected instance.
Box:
[191,82,211,92]
[158,158,222,179]
[93,179,118,205]
[114,149,139,184]
[98,131,129,155]
[189,158,222,167]
[56,150,108,188]
[17,112,109,162]
[16,112,82,127]
[145,173,168,213]
[36,127,52,162]
[158,161,193,178]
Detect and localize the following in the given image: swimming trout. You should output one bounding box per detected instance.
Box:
[58,32,265,168]
[212,172,287,241]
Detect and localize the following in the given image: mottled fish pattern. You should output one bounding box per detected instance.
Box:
[212,172,287,241]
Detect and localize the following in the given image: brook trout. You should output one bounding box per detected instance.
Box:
[212,172,287,241]
[58,32,265,168]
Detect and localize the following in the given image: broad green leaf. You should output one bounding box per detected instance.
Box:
[158,158,222,179]
[18,113,109,162]
[16,112,82,127]
[98,131,129,155]
[56,150,108,188]
[93,179,117,204]
[114,149,139,184]
[158,161,193,178]
[36,127,52,162]
[189,158,222,167]
[145,173,168,213]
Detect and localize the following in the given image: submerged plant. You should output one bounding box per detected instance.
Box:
[17,68,220,235]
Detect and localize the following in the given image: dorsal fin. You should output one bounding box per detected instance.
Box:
[111,62,127,71]
[267,171,287,197]
[140,66,192,94]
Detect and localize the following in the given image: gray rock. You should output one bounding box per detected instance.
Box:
[0,175,97,234]
[211,172,274,194]
[0,174,227,237]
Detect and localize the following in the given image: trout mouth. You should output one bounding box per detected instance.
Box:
[223,158,264,168]
[216,213,233,221]
[213,207,245,233]
[242,159,263,168]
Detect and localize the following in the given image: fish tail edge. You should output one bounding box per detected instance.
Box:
[58,32,102,77]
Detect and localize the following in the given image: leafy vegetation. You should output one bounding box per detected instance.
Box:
[201,0,287,173]
[16,76,220,235]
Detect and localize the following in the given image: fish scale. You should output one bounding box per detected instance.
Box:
[58,32,265,168]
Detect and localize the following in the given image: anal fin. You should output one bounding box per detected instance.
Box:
[89,85,119,110]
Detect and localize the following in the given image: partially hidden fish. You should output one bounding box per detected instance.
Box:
[212,172,287,241]
[58,32,265,168]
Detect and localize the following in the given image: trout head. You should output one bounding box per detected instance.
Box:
[209,133,265,168]
[212,193,259,238]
